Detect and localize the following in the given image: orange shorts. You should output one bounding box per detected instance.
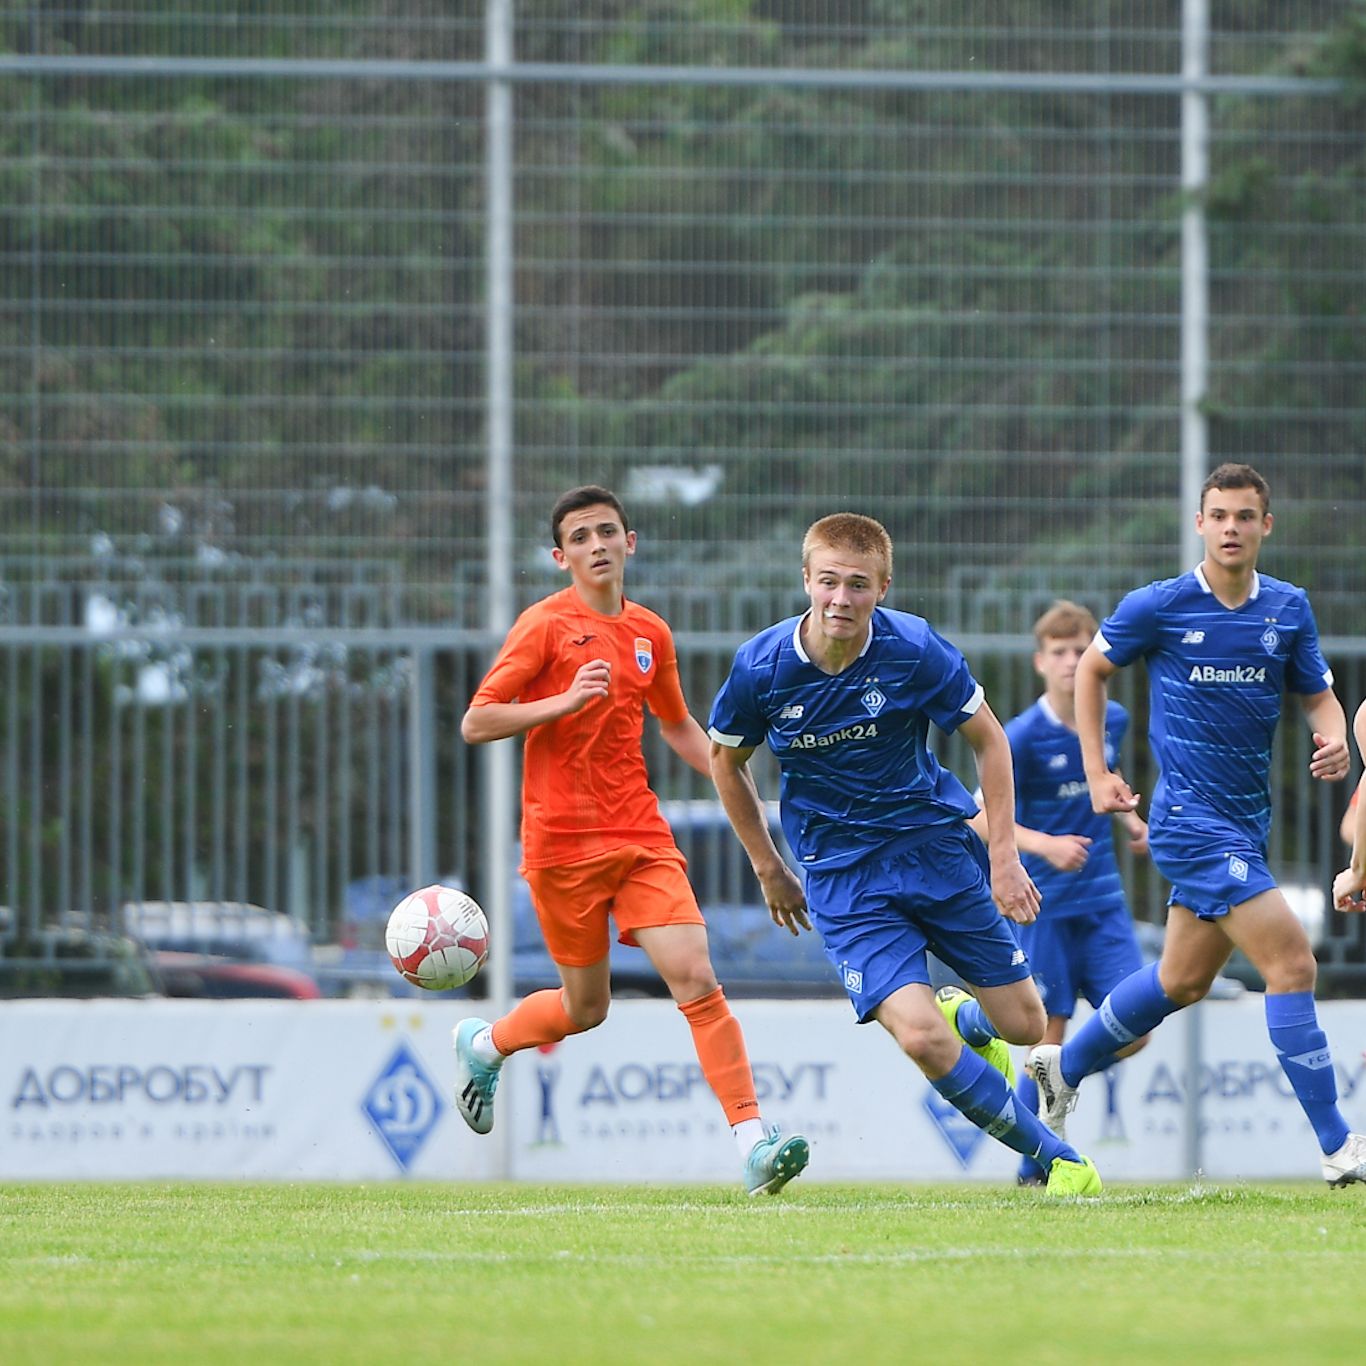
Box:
[522,843,704,967]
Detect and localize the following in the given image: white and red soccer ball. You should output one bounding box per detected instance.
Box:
[385,885,489,990]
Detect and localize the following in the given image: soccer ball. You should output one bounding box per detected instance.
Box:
[385,885,489,991]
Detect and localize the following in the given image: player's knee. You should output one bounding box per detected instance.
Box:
[892,1019,956,1072]
[1261,951,1317,995]
[976,990,1045,1046]
[665,963,720,1004]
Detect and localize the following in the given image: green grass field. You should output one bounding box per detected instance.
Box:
[3,1181,1365,1363]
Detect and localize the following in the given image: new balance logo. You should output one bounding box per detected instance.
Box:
[779,703,804,719]
[1010,948,1027,967]
[1181,630,1205,644]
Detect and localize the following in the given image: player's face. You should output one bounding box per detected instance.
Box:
[552,504,636,585]
[1196,486,1271,572]
[1034,633,1089,697]
[802,546,890,645]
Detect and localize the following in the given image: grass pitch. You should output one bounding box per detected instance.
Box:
[3,1181,1365,1364]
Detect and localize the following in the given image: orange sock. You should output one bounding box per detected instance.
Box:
[490,989,588,1057]
[679,986,760,1125]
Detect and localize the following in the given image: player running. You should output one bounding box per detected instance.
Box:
[968,601,1150,1186]
[453,485,808,1196]
[1025,463,1366,1188]
[707,512,1102,1195]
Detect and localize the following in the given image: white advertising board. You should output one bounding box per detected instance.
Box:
[0,1000,499,1181]
[3,996,1364,1182]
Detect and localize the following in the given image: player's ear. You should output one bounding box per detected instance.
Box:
[877,575,891,601]
[624,529,637,555]
[551,546,570,572]
[1262,512,1273,536]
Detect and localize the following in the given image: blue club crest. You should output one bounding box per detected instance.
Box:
[861,686,886,717]
[361,1040,445,1172]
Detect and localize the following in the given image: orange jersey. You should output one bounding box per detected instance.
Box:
[468,586,690,868]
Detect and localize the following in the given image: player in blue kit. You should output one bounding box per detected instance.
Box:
[968,601,1150,1186]
[1025,463,1366,1187]
[707,513,1103,1194]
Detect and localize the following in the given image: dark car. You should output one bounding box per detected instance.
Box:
[153,950,324,1000]
[511,799,841,998]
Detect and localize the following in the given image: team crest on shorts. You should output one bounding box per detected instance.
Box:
[842,964,863,994]
[634,637,653,674]
[1229,855,1249,882]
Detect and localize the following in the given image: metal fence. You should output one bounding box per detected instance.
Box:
[3,6,1366,992]
[5,602,1366,992]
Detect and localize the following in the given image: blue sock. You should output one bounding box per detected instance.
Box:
[932,1048,1078,1168]
[1060,963,1179,1087]
[954,997,999,1048]
[1013,1071,1048,1181]
[1265,991,1350,1155]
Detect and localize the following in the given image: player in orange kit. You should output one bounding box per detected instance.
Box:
[453,485,809,1195]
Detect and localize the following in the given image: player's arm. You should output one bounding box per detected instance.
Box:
[708,741,811,935]
[1332,700,1366,911]
[1112,768,1149,853]
[1076,643,1139,814]
[460,658,611,744]
[959,704,1040,924]
[1297,687,1350,783]
[657,713,712,778]
[968,808,1092,872]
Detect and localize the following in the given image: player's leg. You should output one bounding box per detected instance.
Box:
[878,828,1099,1192]
[1027,904,1230,1137]
[624,852,808,1195]
[1221,887,1364,1182]
[1028,825,1250,1132]
[453,853,620,1134]
[875,982,1099,1194]
[1008,916,1076,1182]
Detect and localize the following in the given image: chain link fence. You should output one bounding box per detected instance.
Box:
[2,4,1365,990]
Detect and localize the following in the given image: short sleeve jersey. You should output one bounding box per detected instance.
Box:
[1096,566,1333,842]
[708,607,983,872]
[469,586,690,868]
[1005,697,1130,919]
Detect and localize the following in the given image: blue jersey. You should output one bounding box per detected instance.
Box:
[708,607,982,872]
[1004,697,1129,920]
[1096,565,1333,843]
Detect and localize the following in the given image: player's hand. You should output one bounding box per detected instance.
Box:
[1089,771,1139,815]
[1043,833,1091,872]
[991,857,1040,925]
[756,863,812,936]
[564,658,611,712]
[1332,864,1366,911]
[1125,815,1150,856]
[1310,732,1350,783]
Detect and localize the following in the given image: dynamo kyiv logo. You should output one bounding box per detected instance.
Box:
[362,1040,445,1172]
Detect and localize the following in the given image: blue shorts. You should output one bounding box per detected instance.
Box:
[803,824,1031,1023]
[1017,904,1143,1019]
[1149,813,1277,920]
